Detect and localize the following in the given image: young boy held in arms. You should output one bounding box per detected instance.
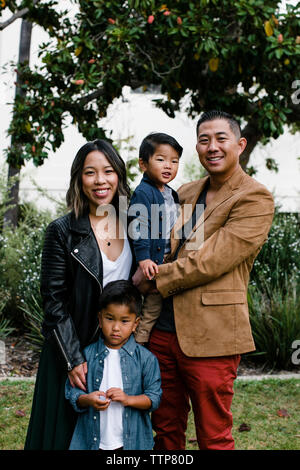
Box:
[65,280,162,450]
[129,133,182,344]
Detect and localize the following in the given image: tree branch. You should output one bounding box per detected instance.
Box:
[78,80,145,107]
[0,0,40,31]
[135,43,185,78]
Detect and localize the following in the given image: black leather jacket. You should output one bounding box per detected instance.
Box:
[41,210,106,371]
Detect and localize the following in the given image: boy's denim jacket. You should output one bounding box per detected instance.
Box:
[65,333,162,450]
[128,173,179,265]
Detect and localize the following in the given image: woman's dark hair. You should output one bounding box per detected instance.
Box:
[98,280,143,317]
[139,132,183,162]
[66,139,131,218]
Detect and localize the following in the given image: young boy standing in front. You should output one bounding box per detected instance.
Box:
[128,132,182,344]
[65,280,162,450]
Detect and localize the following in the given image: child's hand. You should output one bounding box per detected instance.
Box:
[78,391,110,411]
[139,259,159,280]
[106,388,152,410]
[106,387,129,406]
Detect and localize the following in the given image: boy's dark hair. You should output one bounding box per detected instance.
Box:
[98,280,142,317]
[139,132,183,162]
[196,110,241,140]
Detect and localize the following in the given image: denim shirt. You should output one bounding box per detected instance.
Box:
[65,334,162,450]
[128,173,179,265]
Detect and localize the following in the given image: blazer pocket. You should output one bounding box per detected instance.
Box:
[201,291,246,305]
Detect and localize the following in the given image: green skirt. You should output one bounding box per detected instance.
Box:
[24,339,77,450]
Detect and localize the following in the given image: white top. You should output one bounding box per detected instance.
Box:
[99,348,124,450]
[102,235,132,288]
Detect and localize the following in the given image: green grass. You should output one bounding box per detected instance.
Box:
[0,380,35,450]
[1,378,300,450]
[187,379,300,450]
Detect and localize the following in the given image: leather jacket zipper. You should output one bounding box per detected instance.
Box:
[70,251,103,294]
[71,251,102,341]
[53,329,73,371]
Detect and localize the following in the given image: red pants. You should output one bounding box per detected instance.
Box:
[149,329,240,450]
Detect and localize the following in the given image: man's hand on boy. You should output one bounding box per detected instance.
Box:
[132,265,158,295]
[138,259,159,280]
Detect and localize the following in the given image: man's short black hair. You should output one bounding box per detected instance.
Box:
[139,132,183,162]
[98,280,142,317]
[196,110,241,140]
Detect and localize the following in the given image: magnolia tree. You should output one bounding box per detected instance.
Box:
[1,0,300,190]
[1,0,67,225]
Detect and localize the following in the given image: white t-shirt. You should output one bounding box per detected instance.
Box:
[99,348,124,450]
[102,235,132,288]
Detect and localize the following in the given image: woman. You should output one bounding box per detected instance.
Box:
[25,139,132,449]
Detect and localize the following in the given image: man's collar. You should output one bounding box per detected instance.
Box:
[226,165,246,190]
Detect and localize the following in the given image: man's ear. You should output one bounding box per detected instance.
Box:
[238,137,247,155]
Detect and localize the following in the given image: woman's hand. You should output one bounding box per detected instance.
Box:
[68,362,88,391]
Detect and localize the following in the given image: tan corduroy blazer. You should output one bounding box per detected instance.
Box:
[156,166,275,357]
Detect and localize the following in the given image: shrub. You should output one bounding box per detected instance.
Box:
[19,294,44,350]
[248,210,300,369]
[250,210,300,291]
[248,277,300,370]
[0,294,15,339]
[0,203,52,335]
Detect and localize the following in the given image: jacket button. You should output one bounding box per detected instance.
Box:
[157,247,161,251]
[155,260,159,263]
[74,249,79,253]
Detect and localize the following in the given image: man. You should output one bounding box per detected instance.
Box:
[134,110,274,450]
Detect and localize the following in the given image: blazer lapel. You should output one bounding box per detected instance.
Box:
[172,166,246,251]
[201,166,246,226]
[170,177,209,256]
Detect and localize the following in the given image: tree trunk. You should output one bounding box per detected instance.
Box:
[3,19,32,228]
[240,121,262,170]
